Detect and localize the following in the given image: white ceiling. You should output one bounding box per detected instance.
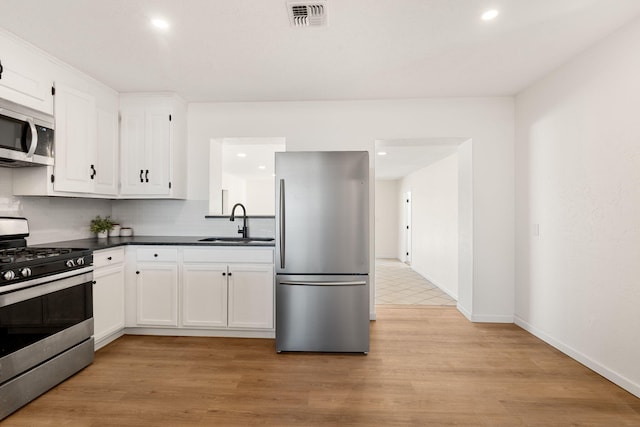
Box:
[1,0,639,103]
[375,138,465,180]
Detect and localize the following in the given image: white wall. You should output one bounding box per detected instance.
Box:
[374,179,400,258]
[188,98,514,321]
[222,172,247,208]
[400,153,458,299]
[245,178,276,215]
[515,17,640,397]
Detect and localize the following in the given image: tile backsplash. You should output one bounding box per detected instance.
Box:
[2,168,273,244]
[111,199,275,238]
[1,195,112,245]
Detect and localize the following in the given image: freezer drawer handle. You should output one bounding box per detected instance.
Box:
[279,281,367,286]
[279,178,285,269]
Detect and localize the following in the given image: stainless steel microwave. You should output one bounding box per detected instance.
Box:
[0,98,54,167]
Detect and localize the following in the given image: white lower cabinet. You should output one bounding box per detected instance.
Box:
[134,248,179,327]
[92,248,125,349]
[182,264,228,327]
[126,246,274,335]
[227,264,274,329]
[181,248,275,331]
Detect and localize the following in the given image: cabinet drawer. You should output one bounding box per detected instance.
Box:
[137,247,178,262]
[183,247,274,264]
[94,247,125,268]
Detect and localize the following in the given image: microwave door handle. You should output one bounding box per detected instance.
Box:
[26,117,38,158]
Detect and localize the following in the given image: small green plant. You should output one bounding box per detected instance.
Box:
[90,215,114,234]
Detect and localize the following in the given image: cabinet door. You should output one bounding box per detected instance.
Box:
[144,107,171,195]
[53,84,97,193]
[93,264,125,342]
[136,263,179,326]
[228,264,274,329]
[0,41,53,114]
[119,107,146,195]
[94,107,119,195]
[119,106,171,195]
[182,264,228,327]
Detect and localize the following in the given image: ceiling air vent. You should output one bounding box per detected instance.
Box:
[287,1,327,27]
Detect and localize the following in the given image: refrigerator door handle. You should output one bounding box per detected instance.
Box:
[279,281,367,286]
[279,178,285,269]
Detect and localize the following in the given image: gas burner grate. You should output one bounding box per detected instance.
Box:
[0,247,75,263]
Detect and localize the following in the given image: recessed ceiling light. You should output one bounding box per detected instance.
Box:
[237,152,247,158]
[481,9,499,21]
[258,165,266,170]
[377,151,387,156]
[151,18,170,30]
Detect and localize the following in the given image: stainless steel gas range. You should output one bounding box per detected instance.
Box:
[0,217,94,419]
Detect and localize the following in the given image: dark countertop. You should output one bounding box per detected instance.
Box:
[34,236,275,251]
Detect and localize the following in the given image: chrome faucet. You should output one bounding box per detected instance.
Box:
[230,203,248,238]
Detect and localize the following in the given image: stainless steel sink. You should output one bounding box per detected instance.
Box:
[198,237,275,243]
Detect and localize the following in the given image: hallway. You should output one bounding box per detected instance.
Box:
[375,258,456,306]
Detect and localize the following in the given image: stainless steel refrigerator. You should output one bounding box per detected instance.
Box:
[275,151,370,353]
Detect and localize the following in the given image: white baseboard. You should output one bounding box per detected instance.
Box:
[420,271,458,300]
[94,329,125,351]
[515,316,640,398]
[470,313,514,323]
[124,327,275,339]
[455,304,513,323]
[457,303,472,321]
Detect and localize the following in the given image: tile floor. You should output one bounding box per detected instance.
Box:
[375,258,457,306]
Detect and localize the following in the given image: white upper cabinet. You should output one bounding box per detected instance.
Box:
[0,30,53,114]
[53,83,97,193]
[119,94,186,199]
[94,107,119,195]
[13,80,120,197]
[120,105,170,195]
[52,82,119,196]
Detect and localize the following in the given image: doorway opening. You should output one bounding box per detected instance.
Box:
[373,137,471,307]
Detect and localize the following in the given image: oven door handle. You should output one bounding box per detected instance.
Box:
[0,268,93,307]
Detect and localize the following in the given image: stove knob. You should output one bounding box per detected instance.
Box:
[76,257,85,266]
[20,267,32,278]
[2,270,15,281]
[66,259,76,268]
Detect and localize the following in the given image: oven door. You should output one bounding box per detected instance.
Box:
[0,268,93,384]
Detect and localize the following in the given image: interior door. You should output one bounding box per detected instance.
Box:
[404,191,412,264]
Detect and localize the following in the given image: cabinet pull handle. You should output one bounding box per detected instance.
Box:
[92,281,97,285]
[222,272,226,276]
[107,256,112,261]
[228,272,233,277]
[154,253,158,257]
[145,169,149,183]
[140,169,144,183]
[0,60,3,79]
[90,164,96,179]
[136,271,140,274]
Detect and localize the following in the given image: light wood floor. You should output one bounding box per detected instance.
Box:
[4,306,640,426]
